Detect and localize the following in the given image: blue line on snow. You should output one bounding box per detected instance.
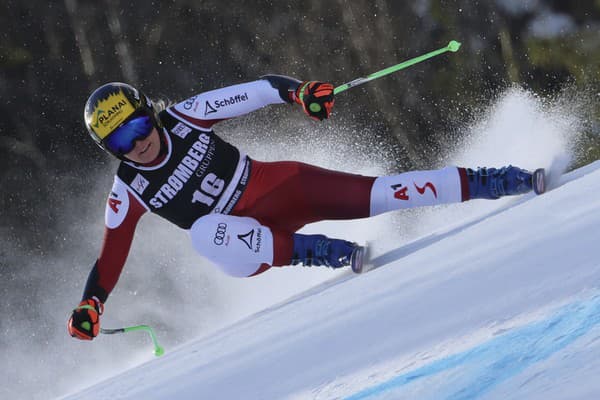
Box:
[345,295,600,400]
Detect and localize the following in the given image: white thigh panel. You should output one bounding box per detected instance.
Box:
[189,214,274,277]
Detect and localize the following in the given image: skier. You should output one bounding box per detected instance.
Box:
[68,76,539,340]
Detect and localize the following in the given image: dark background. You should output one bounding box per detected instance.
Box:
[1,0,599,259]
[0,1,599,399]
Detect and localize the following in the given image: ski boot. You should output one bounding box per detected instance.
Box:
[291,234,364,272]
[465,165,544,199]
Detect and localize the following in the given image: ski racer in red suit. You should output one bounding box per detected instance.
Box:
[68,76,539,340]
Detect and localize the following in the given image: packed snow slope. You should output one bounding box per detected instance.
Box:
[64,161,600,399]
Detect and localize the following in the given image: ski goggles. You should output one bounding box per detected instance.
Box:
[103,115,154,156]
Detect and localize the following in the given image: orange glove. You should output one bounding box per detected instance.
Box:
[67,297,104,340]
[294,81,335,121]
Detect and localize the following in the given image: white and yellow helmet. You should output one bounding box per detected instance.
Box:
[84,82,159,158]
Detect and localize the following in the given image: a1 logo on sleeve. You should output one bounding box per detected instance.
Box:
[105,180,130,229]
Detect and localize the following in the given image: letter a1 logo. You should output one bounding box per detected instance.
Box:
[106,180,130,229]
[108,197,122,213]
[391,183,409,200]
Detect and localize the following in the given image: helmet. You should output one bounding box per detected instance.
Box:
[84,82,160,158]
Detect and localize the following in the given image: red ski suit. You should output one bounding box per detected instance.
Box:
[85,79,382,302]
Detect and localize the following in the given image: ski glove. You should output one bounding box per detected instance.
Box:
[294,81,335,121]
[68,297,104,340]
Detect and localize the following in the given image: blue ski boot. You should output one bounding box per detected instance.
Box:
[291,234,358,269]
[466,165,534,200]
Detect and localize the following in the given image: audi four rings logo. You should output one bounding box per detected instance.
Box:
[213,223,228,245]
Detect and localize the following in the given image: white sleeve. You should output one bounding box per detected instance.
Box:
[172,80,285,122]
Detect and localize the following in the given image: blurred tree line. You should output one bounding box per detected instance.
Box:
[0,0,598,258]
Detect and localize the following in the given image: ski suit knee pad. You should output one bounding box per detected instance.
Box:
[189,214,274,277]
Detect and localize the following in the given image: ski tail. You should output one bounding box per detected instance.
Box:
[533,168,546,195]
[351,244,370,274]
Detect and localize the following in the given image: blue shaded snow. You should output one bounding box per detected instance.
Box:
[346,294,600,400]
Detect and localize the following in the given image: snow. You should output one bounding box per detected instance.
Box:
[62,162,600,399]
[495,0,540,16]
[528,11,577,39]
[61,105,600,398]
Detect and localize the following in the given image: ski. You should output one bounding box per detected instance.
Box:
[533,168,546,195]
[351,244,371,274]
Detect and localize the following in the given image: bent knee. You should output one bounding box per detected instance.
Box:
[189,214,274,277]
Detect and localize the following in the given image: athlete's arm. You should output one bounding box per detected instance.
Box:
[68,182,146,340]
[81,178,148,303]
[170,75,301,128]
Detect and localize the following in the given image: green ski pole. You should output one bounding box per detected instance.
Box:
[101,325,165,357]
[333,40,461,95]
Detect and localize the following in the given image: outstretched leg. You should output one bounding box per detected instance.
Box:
[228,160,536,274]
[369,165,534,216]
